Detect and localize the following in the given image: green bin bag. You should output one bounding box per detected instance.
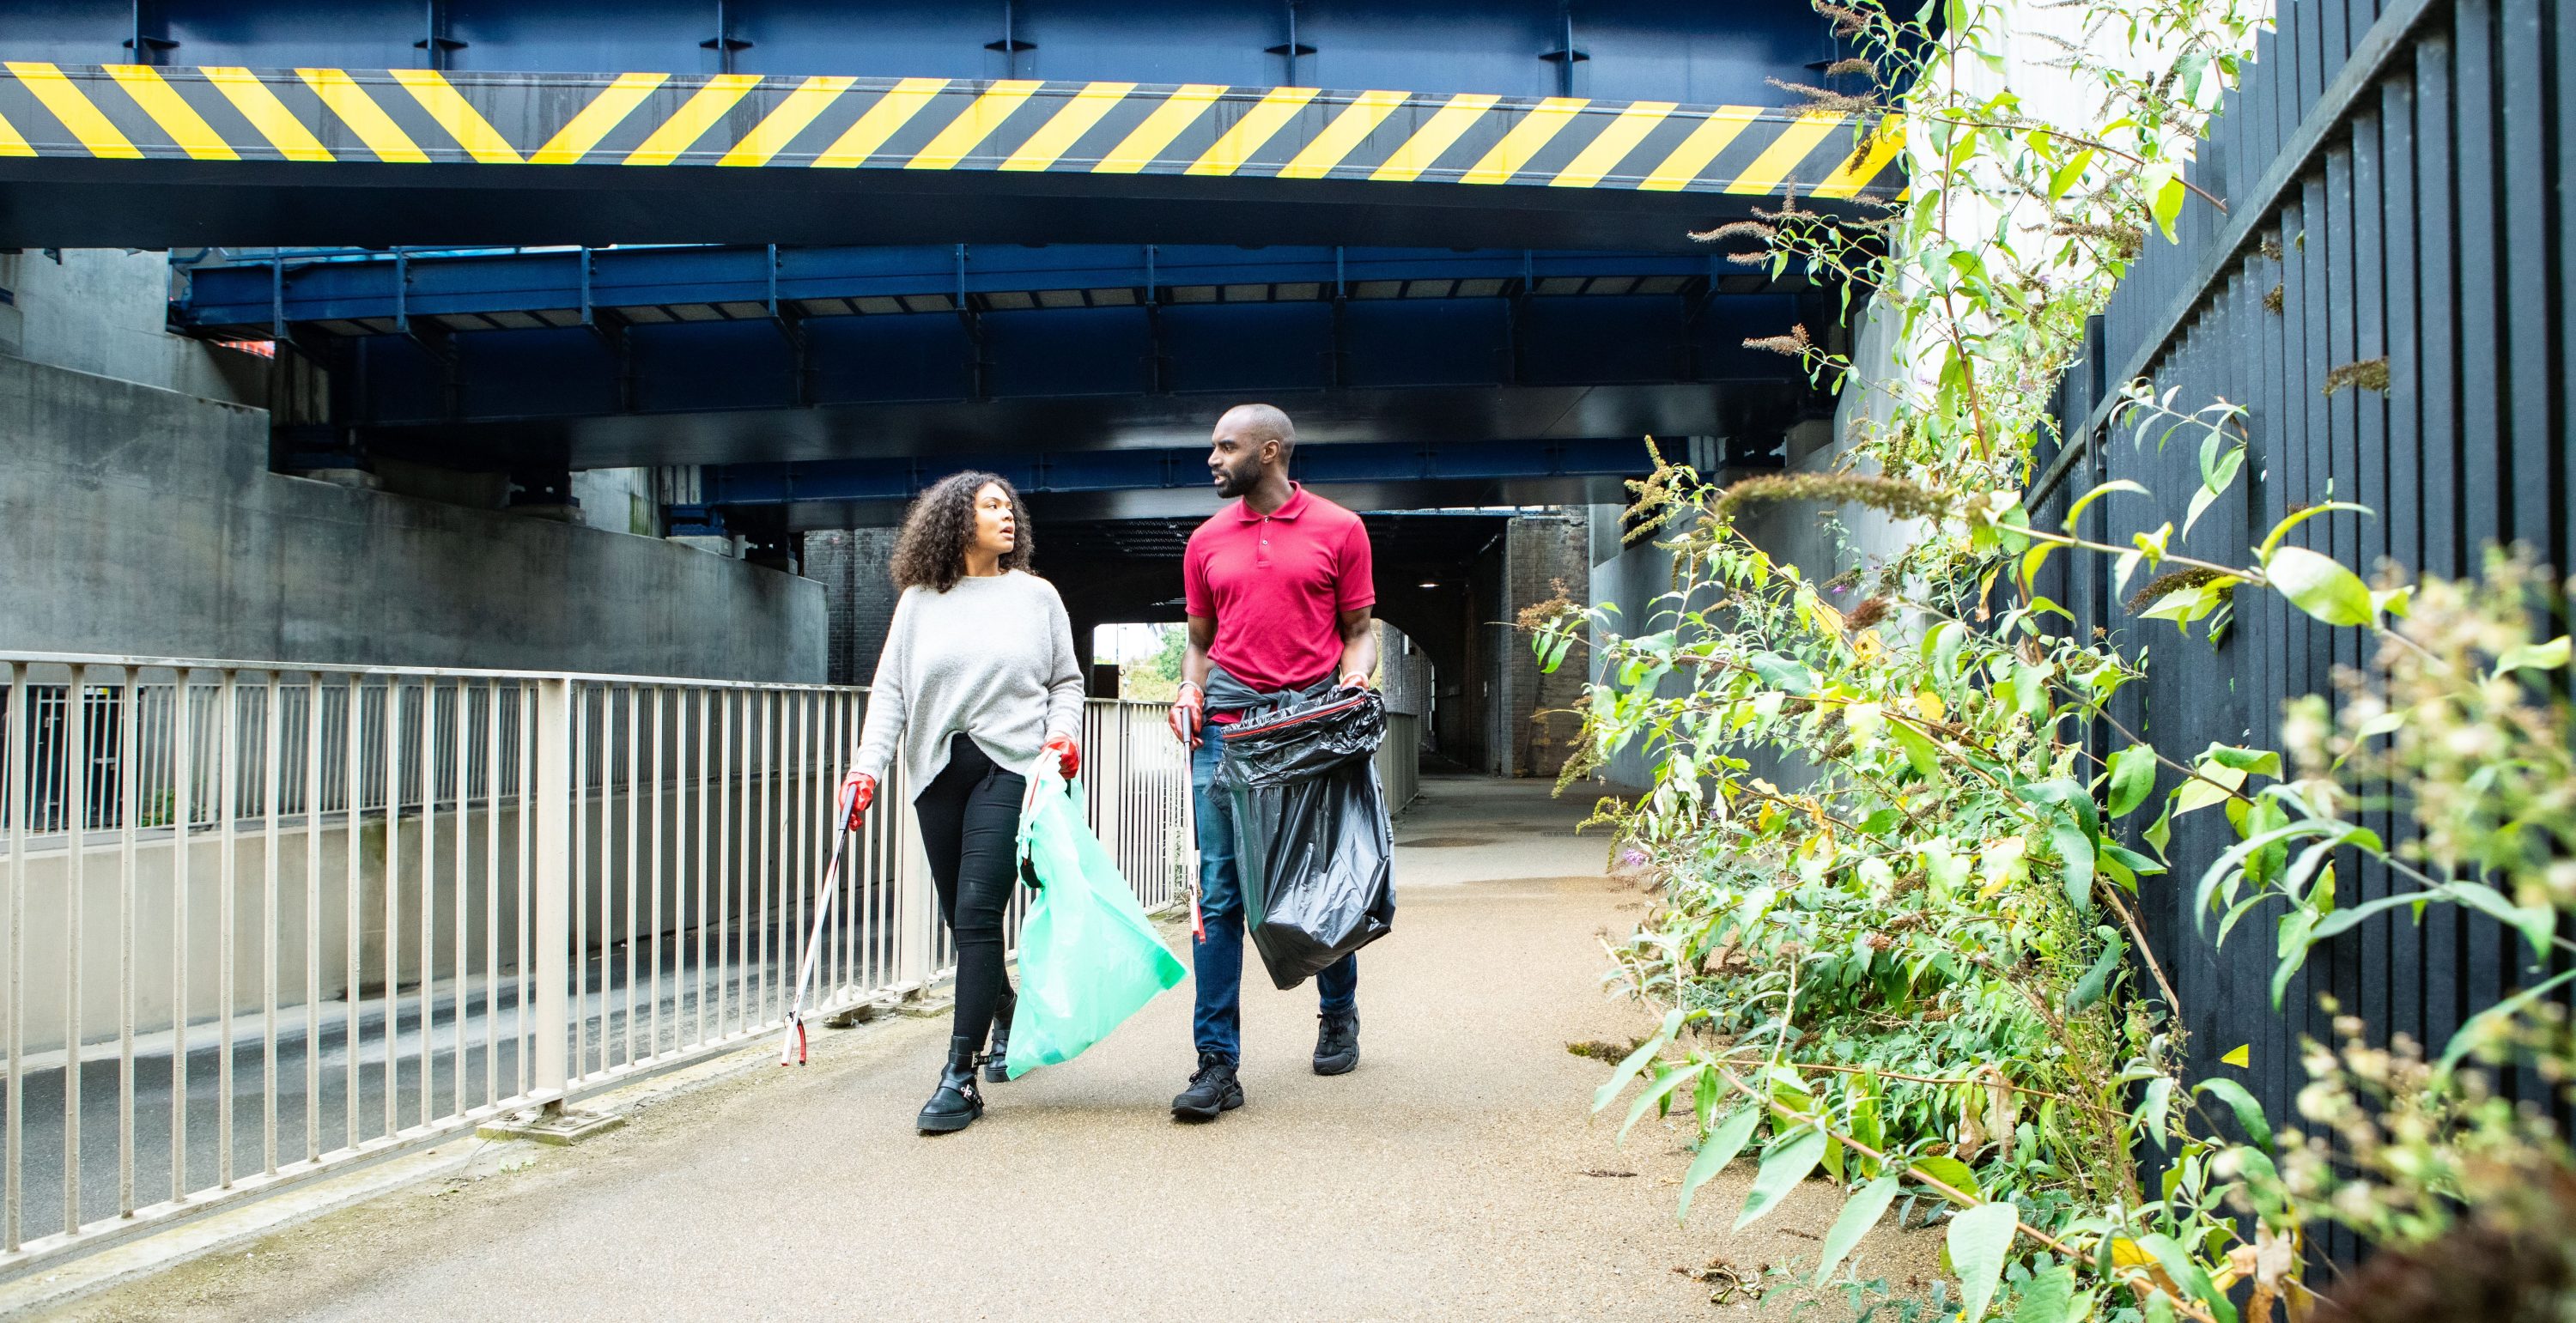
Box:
[1003,768,1186,1079]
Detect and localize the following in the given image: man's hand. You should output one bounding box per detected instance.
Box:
[1043,736,1080,780]
[839,768,877,830]
[1336,671,1375,692]
[1169,683,1206,749]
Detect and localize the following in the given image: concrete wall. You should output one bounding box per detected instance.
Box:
[0,352,825,679]
[1582,311,1926,795]
[0,249,265,405]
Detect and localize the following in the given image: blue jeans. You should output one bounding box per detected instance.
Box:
[1190,731,1357,1065]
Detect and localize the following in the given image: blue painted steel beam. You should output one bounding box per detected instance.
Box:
[327,292,1806,429]
[223,245,1824,440]
[173,244,1769,334]
[698,434,1666,506]
[5,1,1842,106]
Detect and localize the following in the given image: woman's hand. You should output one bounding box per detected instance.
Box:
[1170,683,1205,749]
[1042,736,1079,780]
[839,768,877,828]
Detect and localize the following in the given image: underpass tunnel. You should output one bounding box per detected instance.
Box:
[808,505,1598,780]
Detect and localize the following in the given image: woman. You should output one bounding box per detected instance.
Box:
[841,471,1084,1133]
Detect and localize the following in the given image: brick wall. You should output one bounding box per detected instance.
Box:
[1498,511,1591,778]
[1376,622,1433,716]
[802,528,901,687]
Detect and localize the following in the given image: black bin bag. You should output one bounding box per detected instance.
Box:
[1213,689,1397,990]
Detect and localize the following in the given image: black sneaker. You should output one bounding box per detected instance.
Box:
[1170,1053,1244,1120]
[1314,1010,1360,1076]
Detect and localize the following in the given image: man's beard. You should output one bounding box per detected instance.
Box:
[1212,464,1256,498]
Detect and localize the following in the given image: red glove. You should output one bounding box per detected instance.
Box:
[1169,685,1206,749]
[839,768,876,829]
[1042,736,1079,780]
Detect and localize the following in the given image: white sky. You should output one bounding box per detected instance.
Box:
[1091,622,1180,665]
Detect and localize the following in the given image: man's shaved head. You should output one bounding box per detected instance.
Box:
[1217,403,1297,458]
[1207,403,1297,501]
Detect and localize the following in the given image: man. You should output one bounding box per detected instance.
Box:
[1167,403,1378,1122]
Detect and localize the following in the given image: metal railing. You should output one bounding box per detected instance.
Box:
[0,652,1194,1276]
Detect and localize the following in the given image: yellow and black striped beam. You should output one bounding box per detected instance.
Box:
[0,63,1902,196]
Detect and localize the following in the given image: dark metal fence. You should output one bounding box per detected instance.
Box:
[2032,0,2569,1258]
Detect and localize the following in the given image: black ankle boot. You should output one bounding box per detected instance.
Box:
[917,1034,985,1133]
[984,987,1018,1084]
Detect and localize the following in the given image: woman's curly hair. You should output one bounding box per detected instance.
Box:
[890,470,1036,592]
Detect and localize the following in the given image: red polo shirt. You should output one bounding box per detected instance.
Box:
[1182,484,1376,695]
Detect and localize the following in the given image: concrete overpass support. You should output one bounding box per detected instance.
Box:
[802,528,903,687]
[0,252,823,680]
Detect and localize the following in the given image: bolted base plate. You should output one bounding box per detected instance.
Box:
[477,1108,625,1146]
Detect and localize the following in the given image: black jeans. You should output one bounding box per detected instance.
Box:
[913,732,1022,1053]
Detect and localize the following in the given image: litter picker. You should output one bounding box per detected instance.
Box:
[778,780,862,1066]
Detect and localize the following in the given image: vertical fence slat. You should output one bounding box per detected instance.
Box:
[171,675,192,1199]
[516,683,535,1106]
[261,673,282,1176]
[417,681,437,1130]
[623,684,639,1070]
[115,671,137,1215]
[695,691,710,1048]
[214,671,235,1192]
[303,677,323,1162]
[5,664,25,1250]
[648,688,665,1062]
[755,694,773,1028]
[451,683,468,1117]
[483,683,501,1107]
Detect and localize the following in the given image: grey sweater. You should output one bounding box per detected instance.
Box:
[853,571,1088,792]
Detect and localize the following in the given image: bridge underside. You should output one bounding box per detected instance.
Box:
[177,244,1829,489]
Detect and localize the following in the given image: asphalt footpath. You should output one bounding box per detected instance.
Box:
[50,772,1935,1323]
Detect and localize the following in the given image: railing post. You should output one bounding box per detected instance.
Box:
[1096,707,1125,871]
[531,677,572,1110]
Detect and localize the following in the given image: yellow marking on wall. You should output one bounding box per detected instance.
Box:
[530,71,667,165]
[1548,100,1674,188]
[6,61,142,158]
[1274,88,1406,179]
[103,64,235,160]
[199,66,331,161]
[624,72,762,167]
[998,81,1135,172]
[1457,96,1585,185]
[1634,106,1759,191]
[1184,87,1316,176]
[720,75,854,167]
[388,69,521,163]
[1808,114,1905,199]
[906,80,1042,169]
[1367,93,1498,182]
[1724,109,1844,195]
[811,76,947,168]
[1092,83,1224,174]
[297,68,428,162]
[0,106,31,157]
